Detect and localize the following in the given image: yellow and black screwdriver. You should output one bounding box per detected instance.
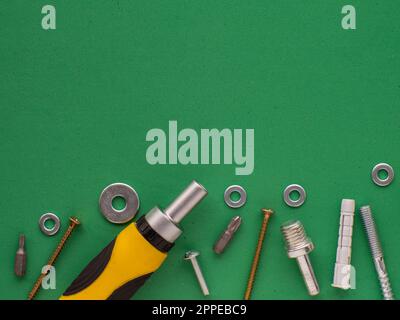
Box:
[60,180,207,300]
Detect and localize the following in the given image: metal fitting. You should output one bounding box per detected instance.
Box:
[184,250,209,296]
[39,213,60,236]
[99,183,140,224]
[283,184,306,208]
[332,199,355,290]
[371,163,394,187]
[281,220,320,296]
[224,185,247,208]
[360,205,394,300]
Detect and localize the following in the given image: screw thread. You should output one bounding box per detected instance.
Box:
[28,217,80,300]
[281,220,319,296]
[360,206,394,300]
[360,206,383,257]
[379,273,394,300]
[244,209,272,300]
[47,224,75,266]
[379,272,394,300]
[281,220,310,252]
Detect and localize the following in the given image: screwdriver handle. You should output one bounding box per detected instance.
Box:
[60,182,207,300]
[60,222,168,300]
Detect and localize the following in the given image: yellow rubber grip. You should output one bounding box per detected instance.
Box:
[60,223,167,300]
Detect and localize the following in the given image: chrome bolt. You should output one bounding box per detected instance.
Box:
[184,250,209,296]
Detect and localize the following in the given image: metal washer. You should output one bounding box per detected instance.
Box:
[39,213,61,236]
[283,184,307,208]
[372,163,394,187]
[224,185,247,208]
[99,183,140,224]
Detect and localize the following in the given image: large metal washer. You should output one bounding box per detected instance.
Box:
[372,163,394,187]
[99,183,140,224]
[224,185,247,208]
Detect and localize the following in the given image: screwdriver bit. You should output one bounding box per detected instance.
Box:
[214,216,242,254]
[15,234,26,277]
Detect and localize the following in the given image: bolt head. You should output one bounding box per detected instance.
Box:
[184,250,200,260]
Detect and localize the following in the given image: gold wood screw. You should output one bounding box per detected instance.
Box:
[244,209,273,300]
[28,217,80,300]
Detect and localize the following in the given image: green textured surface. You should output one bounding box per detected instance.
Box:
[1,1,400,300]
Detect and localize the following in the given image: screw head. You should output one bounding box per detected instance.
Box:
[184,250,200,260]
[69,217,81,226]
[261,208,273,216]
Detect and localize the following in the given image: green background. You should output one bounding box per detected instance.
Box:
[1,1,399,300]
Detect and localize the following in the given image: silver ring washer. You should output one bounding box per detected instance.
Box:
[224,185,247,208]
[39,213,61,236]
[284,184,307,208]
[99,183,140,224]
[372,163,394,187]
